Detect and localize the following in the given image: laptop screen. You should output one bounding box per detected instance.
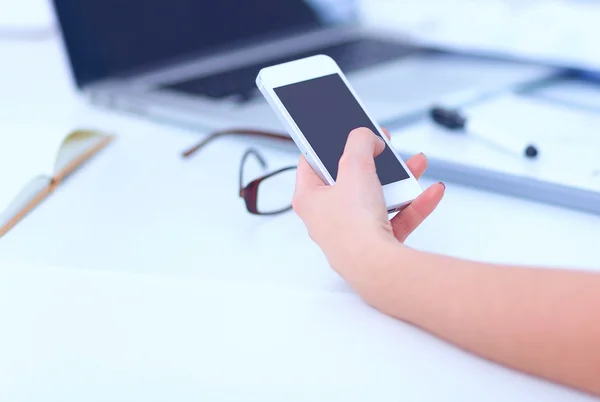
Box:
[53,0,358,87]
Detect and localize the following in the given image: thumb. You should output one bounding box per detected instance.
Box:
[337,127,385,183]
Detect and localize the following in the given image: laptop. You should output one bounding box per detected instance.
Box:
[51,0,555,132]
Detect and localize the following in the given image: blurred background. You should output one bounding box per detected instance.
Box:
[3,0,600,69]
[362,0,600,72]
[1,0,600,220]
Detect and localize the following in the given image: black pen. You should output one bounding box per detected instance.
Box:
[430,106,539,159]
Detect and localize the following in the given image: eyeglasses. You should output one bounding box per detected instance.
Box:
[238,149,297,215]
[182,129,297,216]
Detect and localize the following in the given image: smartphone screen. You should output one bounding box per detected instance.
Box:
[274,73,409,185]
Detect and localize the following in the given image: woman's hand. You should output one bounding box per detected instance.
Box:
[292,127,445,296]
[294,128,600,397]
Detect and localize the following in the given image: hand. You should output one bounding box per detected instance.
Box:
[293,127,445,293]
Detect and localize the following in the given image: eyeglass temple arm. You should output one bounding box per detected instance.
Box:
[239,149,268,195]
[182,129,292,158]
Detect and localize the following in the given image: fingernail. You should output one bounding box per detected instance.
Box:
[420,152,427,160]
[439,182,446,190]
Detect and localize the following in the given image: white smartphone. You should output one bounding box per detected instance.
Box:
[256,54,422,212]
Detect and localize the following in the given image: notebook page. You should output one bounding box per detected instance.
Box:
[54,130,108,175]
[0,122,71,214]
[0,176,50,231]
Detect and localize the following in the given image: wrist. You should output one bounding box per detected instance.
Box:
[354,240,423,316]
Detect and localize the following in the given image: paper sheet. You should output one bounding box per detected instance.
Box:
[392,95,600,193]
[531,78,600,111]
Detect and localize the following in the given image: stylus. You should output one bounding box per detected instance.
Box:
[430,106,539,159]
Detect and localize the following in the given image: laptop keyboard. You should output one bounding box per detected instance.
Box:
[161,38,417,102]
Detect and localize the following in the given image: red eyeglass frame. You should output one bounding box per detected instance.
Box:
[182,129,297,215]
[239,149,297,215]
[181,128,293,158]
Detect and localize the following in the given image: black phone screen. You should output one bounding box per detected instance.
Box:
[274,73,409,185]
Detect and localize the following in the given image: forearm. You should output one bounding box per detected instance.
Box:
[367,246,600,396]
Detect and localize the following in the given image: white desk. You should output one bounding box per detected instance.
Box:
[1,34,599,401]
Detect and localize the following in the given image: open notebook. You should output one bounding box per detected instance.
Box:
[0,125,113,236]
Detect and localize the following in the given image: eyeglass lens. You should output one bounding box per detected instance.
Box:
[255,168,297,214]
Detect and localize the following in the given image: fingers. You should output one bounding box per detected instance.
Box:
[295,155,325,195]
[344,127,386,159]
[381,128,429,180]
[405,153,428,180]
[390,182,445,242]
[295,126,427,194]
[382,127,391,140]
[337,127,385,182]
[382,125,427,180]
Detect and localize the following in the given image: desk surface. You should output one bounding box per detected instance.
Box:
[1,36,599,401]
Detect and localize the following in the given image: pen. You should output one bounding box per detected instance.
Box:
[430,106,539,159]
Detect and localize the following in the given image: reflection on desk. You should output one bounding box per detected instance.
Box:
[1,263,595,402]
